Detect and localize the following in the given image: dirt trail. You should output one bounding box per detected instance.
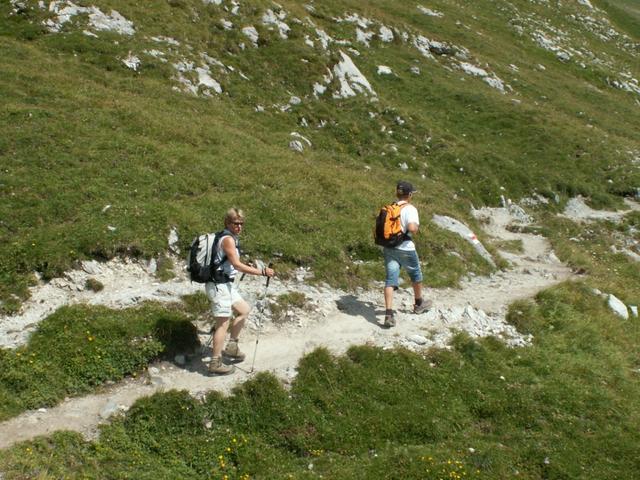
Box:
[0,206,574,449]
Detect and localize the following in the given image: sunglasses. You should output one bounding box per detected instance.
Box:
[232,222,244,226]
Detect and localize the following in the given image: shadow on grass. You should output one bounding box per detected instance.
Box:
[154,316,200,359]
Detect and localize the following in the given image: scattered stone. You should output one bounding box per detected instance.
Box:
[174,354,186,365]
[407,334,428,345]
[151,35,180,46]
[149,376,165,386]
[608,294,629,319]
[122,53,140,71]
[82,260,102,276]
[99,401,119,420]
[290,132,312,148]
[561,196,629,223]
[146,258,157,275]
[431,215,496,268]
[630,305,638,318]
[379,25,393,42]
[417,5,443,17]
[289,140,304,153]
[168,227,180,254]
[458,62,506,92]
[262,9,290,39]
[196,67,222,94]
[377,65,393,75]
[332,51,376,99]
[508,204,533,224]
[356,28,374,46]
[43,2,135,35]
[242,26,259,47]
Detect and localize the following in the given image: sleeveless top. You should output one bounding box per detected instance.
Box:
[213,229,239,281]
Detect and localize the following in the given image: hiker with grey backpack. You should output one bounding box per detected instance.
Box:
[188,207,274,375]
[374,181,432,328]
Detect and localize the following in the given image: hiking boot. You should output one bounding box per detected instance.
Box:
[223,339,246,363]
[208,356,234,376]
[383,314,396,328]
[414,299,433,314]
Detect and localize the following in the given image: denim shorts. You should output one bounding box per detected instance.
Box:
[383,247,423,287]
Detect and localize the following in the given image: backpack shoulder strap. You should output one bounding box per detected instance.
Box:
[213,230,239,264]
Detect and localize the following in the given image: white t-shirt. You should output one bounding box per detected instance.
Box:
[396,201,419,251]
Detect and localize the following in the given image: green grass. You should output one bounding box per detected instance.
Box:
[1,0,639,311]
[597,0,640,39]
[0,303,198,421]
[1,281,639,478]
[269,291,310,324]
[1,0,640,476]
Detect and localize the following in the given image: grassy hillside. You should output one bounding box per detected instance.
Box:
[598,0,640,38]
[2,282,639,478]
[1,0,639,311]
[1,1,640,478]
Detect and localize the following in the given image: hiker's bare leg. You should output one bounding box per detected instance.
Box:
[412,282,422,303]
[212,316,230,358]
[384,286,394,310]
[230,300,251,339]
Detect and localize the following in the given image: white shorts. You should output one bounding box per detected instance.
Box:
[205,282,244,317]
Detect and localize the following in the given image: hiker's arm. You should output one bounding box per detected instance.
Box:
[407,222,419,235]
[222,237,275,277]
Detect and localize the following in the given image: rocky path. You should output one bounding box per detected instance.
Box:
[0,206,574,449]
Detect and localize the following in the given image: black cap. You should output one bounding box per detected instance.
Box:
[396,181,417,195]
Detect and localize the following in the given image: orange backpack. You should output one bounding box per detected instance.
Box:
[374,202,408,247]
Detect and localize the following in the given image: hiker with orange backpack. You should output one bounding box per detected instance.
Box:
[374,181,432,328]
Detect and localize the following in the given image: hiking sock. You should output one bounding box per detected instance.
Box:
[415,298,423,307]
[385,309,394,317]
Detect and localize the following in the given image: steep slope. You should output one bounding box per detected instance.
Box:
[1,1,638,302]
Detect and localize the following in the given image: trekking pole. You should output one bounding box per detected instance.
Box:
[250,263,273,374]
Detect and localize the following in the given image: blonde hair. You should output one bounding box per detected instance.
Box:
[224,207,245,227]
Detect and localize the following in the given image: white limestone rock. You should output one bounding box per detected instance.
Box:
[122,53,140,71]
[242,26,259,46]
[608,294,629,319]
[432,215,496,268]
[289,140,304,153]
[407,334,428,345]
[379,26,394,42]
[332,51,376,98]
[168,227,180,254]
